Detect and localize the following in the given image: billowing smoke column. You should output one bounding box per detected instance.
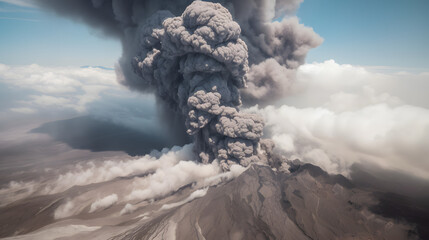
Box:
[35,0,322,105]
[133,2,263,168]
[218,0,323,106]
[35,0,322,168]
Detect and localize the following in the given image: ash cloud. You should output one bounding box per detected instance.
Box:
[34,0,321,167]
[132,1,264,168]
[35,0,321,105]
[218,0,323,104]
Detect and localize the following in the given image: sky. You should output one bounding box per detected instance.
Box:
[0,1,121,66]
[1,0,429,69]
[298,0,429,70]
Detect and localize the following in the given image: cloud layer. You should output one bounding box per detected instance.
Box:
[253,60,429,178]
[0,64,169,136]
[0,64,117,113]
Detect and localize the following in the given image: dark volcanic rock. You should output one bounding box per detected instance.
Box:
[113,164,416,240]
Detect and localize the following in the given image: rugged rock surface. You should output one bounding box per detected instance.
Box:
[111,164,417,240]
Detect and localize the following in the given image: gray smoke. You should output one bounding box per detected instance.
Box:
[34,0,321,167]
[216,0,323,105]
[35,0,322,105]
[131,1,263,168]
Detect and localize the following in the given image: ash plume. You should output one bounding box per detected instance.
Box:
[131,1,263,168]
[35,0,322,105]
[217,0,323,105]
[34,0,321,167]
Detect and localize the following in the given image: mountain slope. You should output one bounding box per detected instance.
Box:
[112,164,416,240]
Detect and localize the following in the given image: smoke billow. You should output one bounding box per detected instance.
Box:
[34,0,321,168]
[218,0,323,105]
[131,1,264,168]
[35,0,321,103]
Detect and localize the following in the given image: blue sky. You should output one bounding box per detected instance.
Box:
[0,0,428,68]
[298,0,429,69]
[0,1,121,66]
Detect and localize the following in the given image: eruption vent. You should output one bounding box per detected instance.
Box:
[133,1,263,169]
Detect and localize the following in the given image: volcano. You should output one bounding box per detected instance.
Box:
[1,159,426,240]
[109,163,420,240]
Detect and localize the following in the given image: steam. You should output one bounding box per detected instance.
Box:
[125,157,238,202]
[120,203,137,215]
[54,200,76,219]
[42,146,193,194]
[1,143,246,210]
[89,194,118,213]
[160,188,208,210]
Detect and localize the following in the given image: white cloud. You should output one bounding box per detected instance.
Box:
[27,95,73,107]
[250,60,429,178]
[9,107,36,114]
[54,200,75,219]
[2,143,246,215]
[43,145,195,194]
[41,144,247,219]
[0,0,36,8]
[120,203,137,215]
[0,181,37,207]
[2,143,245,209]
[89,194,118,213]
[126,159,220,202]
[0,63,120,113]
[160,188,208,210]
[0,63,160,132]
[289,59,429,109]
[259,103,429,177]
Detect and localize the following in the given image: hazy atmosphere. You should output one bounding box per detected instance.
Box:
[1,0,428,239]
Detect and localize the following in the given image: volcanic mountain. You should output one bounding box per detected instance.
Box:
[109,163,421,240]
[1,158,427,240]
